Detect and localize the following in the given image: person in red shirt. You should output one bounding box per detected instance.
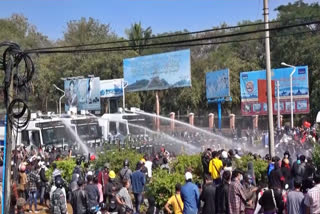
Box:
[98,162,110,201]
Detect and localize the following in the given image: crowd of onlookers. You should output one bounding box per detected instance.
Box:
[0,143,319,214]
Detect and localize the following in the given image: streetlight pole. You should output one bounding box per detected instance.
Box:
[122,79,128,110]
[53,84,65,116]
[263,0,275,157]
[281,62,296,129]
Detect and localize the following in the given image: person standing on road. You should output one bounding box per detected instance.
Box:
[287,180,304,214]
[181,172,200,214]
[165,183,184,214]
[200,174,216,214]
[209,151,223,185]
[50,177,67,214]
[304,171,320,214]
[131,162,146,214]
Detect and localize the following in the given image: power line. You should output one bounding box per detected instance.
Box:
[25,20,320,54]
[28,29,319,54]
[25,16,320,52]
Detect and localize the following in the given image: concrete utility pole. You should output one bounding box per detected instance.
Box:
[4,57,14,214]
[263,0,275,157]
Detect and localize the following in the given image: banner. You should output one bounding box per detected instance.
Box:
[64,77,101,111]
[206,69,230,100]
[100,79,123,98]
[240,66,309,116]
[123,49,191,92]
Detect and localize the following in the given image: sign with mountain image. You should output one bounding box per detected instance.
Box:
[123,49,191,92]
[240,66,309,115]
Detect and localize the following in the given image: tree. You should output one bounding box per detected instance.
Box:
[125,22,152,55]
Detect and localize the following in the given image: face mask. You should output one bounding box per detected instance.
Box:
[297,160,301,165]
[239,174,243,181]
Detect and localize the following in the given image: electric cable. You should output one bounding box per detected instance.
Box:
[25,15,320,52]
[7,98,31,131]
[26,28,319,54]
[25,20,320,54]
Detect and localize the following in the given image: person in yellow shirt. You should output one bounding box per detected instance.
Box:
[165,183,184,214]
[208,151,223,184]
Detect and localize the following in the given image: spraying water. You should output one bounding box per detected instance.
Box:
[61,119,90,155]
[133,110,232,142]
[93,114,201,154]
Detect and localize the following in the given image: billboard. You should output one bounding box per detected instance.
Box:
[64,77,101,111]
[123,49,191,92]
[240,66,309,116]
[206,69,230,100]
[100,79,123,98]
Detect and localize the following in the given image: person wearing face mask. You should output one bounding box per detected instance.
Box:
[243,174,258,214]
[228,170,251,214]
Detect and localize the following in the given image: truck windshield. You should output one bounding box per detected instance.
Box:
[77,123,102,141]
[42,126,73,145]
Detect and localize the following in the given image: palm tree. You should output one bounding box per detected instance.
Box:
[125,22,152,55]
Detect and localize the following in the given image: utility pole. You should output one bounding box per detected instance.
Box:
[3,57,14,214]
[263,0,275,157]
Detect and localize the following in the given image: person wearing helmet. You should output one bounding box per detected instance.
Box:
[120,159,132,185]
[50,177,67,214]
[106,170,120,205]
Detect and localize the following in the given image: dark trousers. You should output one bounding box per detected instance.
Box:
[134,193,143,214]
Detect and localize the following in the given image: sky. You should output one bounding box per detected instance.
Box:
[0,0,318,41]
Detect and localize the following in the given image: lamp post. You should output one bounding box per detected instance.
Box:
[53,84,65,116]
[281,62,296,128]
[122,79,128,110]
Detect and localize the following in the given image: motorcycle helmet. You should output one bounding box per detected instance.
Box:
[123,159,129,167]
[55,177,63,188]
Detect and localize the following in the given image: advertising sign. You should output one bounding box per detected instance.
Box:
[100,79,123,98]
[206,69,230,100]
[123,49,191,92]
[240,66,309,116]
[64,77,101,111]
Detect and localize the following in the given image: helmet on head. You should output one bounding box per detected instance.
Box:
[76,158,82,165]
[123,159,129,167]
[90,155,96,161]
[109,170,116,179]
[55,177,63,188]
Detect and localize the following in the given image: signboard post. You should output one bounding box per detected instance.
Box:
[240,66,309,116]
[206,69,232,130]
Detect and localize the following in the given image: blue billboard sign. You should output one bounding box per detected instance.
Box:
[123,49,191,92]
[240,66,309,115]
[206,69,230,100]
[64,77,101,111]
[100,79,123,98]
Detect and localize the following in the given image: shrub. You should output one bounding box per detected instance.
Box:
[94,148,142,174]
[46,158,76,183]
[170,154,203,181]
[146,169,185,208]
[312,144,320,170]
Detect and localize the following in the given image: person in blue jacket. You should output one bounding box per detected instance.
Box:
[181,172,200,214]
[130,161,146,214]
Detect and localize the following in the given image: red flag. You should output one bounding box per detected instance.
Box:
[258,79,275,103]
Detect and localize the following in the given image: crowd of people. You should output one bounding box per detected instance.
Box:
[0,142,319,214]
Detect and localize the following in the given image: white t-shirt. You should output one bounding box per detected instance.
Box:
[145,161,153,178]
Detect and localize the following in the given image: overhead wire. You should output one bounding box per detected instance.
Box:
[25,16,320,52]
[24,20,320,54]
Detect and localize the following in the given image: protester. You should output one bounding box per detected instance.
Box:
[84,175,100,212]
[304,171,320,214]
[209,151,223,184]
[50,177,67,214]
[120,159,132,184]
[165,183,184,214]
[131,162,146,214]
[200,174,216,214]
[27,165,40,213]
[228,169,248,214]
[181,172,200,214]
[71,179,88,214]
[216,170,231,214]
[286,180,304,214]
[116,178,134,214]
